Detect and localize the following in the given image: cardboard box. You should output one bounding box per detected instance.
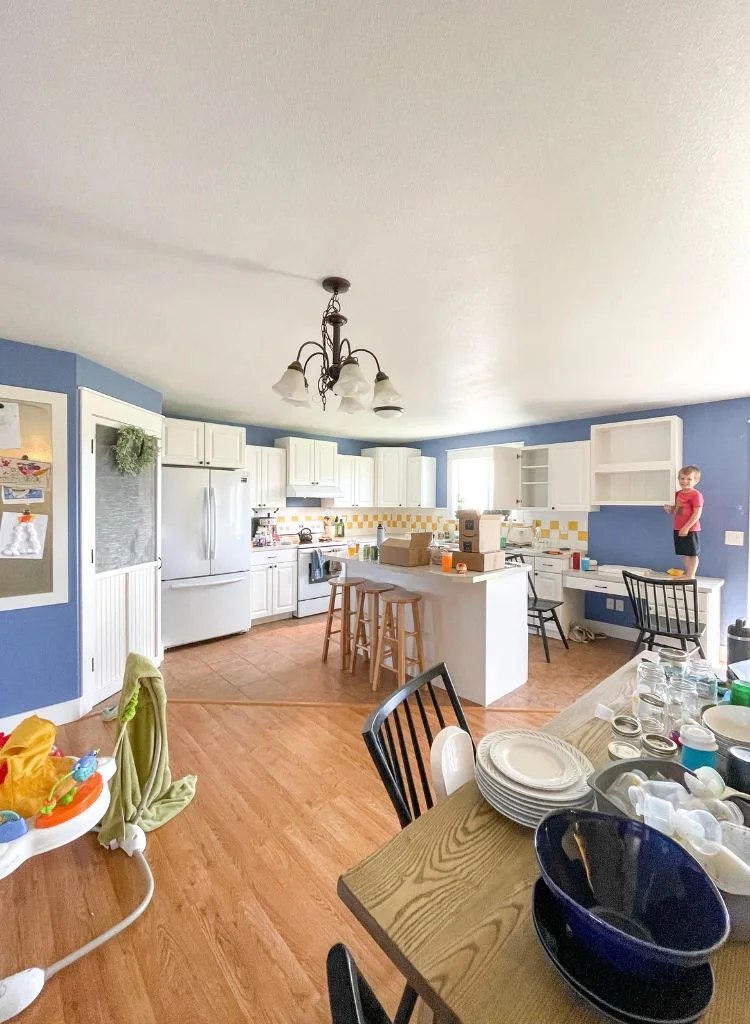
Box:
[379,531,432,567]
[457,511,504,553]
[452,549,506,573]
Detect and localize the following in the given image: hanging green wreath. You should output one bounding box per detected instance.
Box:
[113,426,158,476]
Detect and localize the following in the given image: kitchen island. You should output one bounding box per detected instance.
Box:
[341,558,530,706]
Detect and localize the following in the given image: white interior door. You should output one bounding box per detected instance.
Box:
[80,389,163,712]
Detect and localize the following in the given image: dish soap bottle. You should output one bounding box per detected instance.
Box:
[376,523,385,548]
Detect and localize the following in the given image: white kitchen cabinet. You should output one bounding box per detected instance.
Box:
[326,454,376,508]
[162,418,205,466]
[590,415,683,506]
[245,445,287,509]
[494,442,595,511]
[275,437,339,491]
[548,441,592,510]
[204,422,245,469]
[250,566,273,618]
[314,440,338,486]
[361,447,420,507]
[273,561,297,614]
[406,456,437,508]
[354,456,375,506]
[251,548,297,620]
[163,417,244,468]
[533,571,564,603]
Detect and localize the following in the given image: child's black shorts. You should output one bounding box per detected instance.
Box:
[674,530,700,556]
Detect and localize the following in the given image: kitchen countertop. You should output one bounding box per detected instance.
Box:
[340,556,530,585]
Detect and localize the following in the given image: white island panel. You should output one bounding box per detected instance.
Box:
[341,559,529,706]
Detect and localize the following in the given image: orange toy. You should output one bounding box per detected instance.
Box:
[0,717,75,818]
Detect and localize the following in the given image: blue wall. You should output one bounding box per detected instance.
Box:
[0,338,81,717]
[418,398,750,635]
[1,338,163,718]
[77,356,162,413]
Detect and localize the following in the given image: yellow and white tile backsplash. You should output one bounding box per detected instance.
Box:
[519,511,589,550]
[274,508,454,538]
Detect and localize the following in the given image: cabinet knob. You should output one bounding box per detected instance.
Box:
[206,461,211,465]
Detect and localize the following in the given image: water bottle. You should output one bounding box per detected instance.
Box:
[376,523,385,548]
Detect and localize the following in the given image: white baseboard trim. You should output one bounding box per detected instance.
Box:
[0,696,84,734]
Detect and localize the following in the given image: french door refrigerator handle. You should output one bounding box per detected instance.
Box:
[203,486,211,560]
[209,487,217,560]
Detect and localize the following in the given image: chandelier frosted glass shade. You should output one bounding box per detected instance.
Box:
[338,395,365,414]
[335,357,369,397]
[373,405,404,419]
[272,361,307,402]
[372,372,401,407]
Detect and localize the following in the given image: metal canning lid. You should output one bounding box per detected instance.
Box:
[612,714,642,739]
[608,740,641,761]
[642,733,678,757]
[639,692,666,709]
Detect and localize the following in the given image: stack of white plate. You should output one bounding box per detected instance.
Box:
[702,705,750,761]
[475,730,595,828]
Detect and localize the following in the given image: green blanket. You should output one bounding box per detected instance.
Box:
[98,652,197,847]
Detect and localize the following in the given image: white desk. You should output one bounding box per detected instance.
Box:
[564,568,724,662]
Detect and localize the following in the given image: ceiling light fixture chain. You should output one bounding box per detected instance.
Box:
[271,276,404,418]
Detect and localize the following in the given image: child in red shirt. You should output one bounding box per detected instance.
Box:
[663,465,703,578]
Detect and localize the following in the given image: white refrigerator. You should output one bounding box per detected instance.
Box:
[161,467,252,647]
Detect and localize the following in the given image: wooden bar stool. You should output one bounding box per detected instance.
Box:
[322,576,364,670]
[373,589,426,691]
[350,581,395,681]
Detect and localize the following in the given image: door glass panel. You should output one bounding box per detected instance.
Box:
[95,424,157,572]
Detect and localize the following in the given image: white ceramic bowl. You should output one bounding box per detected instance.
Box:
[703,705,750,746]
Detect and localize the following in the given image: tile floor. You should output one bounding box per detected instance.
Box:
[161,613,632,711]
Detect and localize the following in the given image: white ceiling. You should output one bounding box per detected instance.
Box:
[1,2,749,441]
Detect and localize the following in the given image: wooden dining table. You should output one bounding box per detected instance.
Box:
[338,655,748,1023]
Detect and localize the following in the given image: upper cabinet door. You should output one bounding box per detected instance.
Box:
[406,456,437,508]
[286,437,315,485]
[378,448,404,506]
[244,445,264,507]
[204,422,245,469]
[263,448,287,508]
[335,455,355,507]
[163,417,205,466]
[355,457,375,507]
[548,441,591,510]
[314,440,338,486]
[492,447,522,509]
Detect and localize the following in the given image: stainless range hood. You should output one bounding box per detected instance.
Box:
[286,483,343,498]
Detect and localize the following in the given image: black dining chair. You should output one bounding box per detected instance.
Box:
[622,570,706,658]
[327,943,413,1024]
[505,553,569,663]
[362,662,472,830]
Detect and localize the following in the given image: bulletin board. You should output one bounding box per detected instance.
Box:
[0,385,68,610]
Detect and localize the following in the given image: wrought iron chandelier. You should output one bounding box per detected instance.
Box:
[272,277,404,418]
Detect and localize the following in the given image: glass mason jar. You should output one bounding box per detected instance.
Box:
[636,692,667,736]
[636,661,668,700]
[685,658,719,717]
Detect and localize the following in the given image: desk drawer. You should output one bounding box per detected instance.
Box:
[564,575,627,596]
[534,557,568,573]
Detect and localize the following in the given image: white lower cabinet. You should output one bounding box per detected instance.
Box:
[529,554,583,642]
[273,561,297,614]
[251,550,298,620]
[250,566,273,618]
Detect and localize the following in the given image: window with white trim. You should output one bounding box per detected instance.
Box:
[446,447,494,514]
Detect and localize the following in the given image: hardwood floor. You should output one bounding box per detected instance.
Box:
[3,620,630,1021]
[161,613,632,710]
[1,702,551,1024]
